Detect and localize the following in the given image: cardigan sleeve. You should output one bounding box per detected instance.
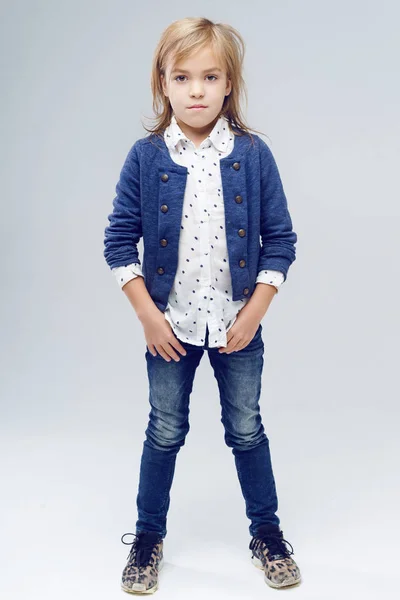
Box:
[258,138,297,281]
[103,140,143,270]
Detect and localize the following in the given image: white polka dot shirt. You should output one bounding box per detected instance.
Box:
[112,114,285,347]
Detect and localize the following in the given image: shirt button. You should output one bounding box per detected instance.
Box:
[243,287,249,295]
[160,239,168,247]
[239,259,246,267]
[232,162,240,170]
[161,174,169,182]
[235,195,243,203]
[160,204,168,212]
[238,228,246,237]
[157,267,165,275]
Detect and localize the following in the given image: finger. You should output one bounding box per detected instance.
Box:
[163,342,181,362]
[147,344,158,357]
[235,340,248,352]
[219,331,234,353]
[220,336,238,354]
[169,338,187,357]
[154,344,173,362]
[227,337,243,353]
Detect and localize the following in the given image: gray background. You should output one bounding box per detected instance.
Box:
[1,1,399,598]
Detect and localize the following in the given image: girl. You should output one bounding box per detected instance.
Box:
[104,16,301,594]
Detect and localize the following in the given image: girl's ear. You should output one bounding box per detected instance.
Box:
[225,78,232,97]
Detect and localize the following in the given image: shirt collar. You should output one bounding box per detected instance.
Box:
[164,114,232,153]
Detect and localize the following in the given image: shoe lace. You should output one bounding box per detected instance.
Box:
[121,532,162,568]
[249,529,294,561]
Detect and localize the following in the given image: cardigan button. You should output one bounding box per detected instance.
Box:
[232,162,240,170]
[160,239,168,247]
[160,204,168,212]
[235,195,243,203]
[239,259,246,267]
[157,267,165,275]
[161,173,169,182]
[238,228,246,237]
[243,287,249,295]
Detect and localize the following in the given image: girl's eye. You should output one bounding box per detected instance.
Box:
[174,75,218,82]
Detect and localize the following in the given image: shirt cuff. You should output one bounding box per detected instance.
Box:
[256,270,285,294]
[112,263,144,289]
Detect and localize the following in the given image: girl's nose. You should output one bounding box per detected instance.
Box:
[189,83,204,96]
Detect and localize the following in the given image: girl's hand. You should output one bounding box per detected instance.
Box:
[218,311,260,354]
[141,309,187,362]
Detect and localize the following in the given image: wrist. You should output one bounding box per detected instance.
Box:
[137,303,160,323]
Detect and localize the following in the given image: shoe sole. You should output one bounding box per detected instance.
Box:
[121,557,164,595]
[251,553,302,588]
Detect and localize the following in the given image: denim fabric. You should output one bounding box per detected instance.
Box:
[103,131,297,313]
[135,323,280,538]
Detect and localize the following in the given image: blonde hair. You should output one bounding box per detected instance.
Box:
[141,17,267,145]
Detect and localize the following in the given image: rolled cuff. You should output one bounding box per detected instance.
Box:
[112,262,144,289]
[256,269,285,294]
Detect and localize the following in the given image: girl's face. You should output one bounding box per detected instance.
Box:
[161,46,232,142]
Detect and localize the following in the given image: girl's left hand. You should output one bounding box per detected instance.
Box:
[218,312,260,354]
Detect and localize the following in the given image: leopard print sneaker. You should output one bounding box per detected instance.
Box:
[120,531,164,594]
[249,523,301,588]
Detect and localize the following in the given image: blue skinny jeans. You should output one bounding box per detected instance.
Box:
[135,322,280,538]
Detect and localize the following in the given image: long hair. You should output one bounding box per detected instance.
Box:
[141,17,267,145]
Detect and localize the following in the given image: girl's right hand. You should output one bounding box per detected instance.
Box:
[141,309,187,362]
